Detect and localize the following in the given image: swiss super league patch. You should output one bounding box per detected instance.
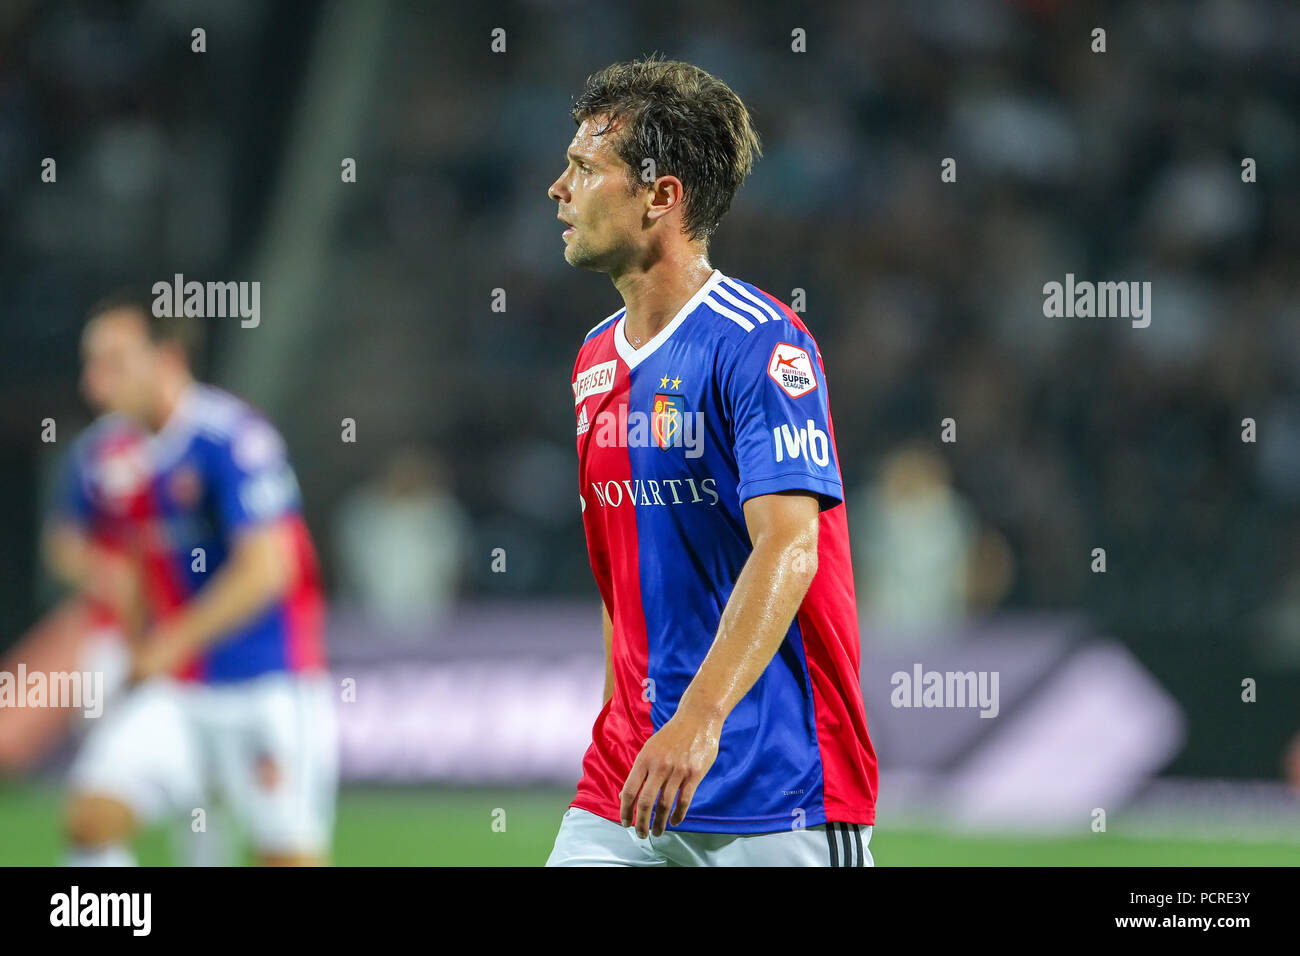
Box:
[767,342,818,398]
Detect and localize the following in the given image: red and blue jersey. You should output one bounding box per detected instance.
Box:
[52,413,148,631]
[56,385,326,683]
[570,268,878,834]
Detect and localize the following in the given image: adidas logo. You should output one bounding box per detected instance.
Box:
[576,405,590,436]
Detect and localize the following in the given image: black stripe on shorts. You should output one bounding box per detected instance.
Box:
[825,822,865,867]
[825,822,840,866]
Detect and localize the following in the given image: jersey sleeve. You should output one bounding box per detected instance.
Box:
[51,441,94,528]
[723,319,844,511]
[207,415,304,535]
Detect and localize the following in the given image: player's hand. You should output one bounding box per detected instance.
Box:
[620,709,722,838]
[128,627,191,683]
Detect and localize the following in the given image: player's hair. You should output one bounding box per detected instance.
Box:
[571,55,762,242]
[86,287,205,366]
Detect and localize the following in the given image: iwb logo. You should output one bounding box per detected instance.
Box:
[772,419,830,466]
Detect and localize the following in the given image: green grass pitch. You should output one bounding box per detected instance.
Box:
[1,782,1296,866]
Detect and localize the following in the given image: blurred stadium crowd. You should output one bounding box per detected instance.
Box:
[1,0,1298,778]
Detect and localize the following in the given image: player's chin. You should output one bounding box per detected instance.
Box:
[564,243,603,271]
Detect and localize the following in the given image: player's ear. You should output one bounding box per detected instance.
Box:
[645,175,684,223]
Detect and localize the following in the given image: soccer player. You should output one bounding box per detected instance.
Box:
[545,57,878,866]
[46,407,214,867]
[55,291,338,866]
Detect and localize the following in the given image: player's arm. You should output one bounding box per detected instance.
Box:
[602,599,614,705]
[132,417,301,680]
[141,523,294,666]
[619,490,820,836]
[679,490,818,722]
[44,520,150,640]
[43,434,153,642]
[42,520,96,594]
[42,448,104,598]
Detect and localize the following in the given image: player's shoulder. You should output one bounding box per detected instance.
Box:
[696,271,819,358]
[71,412,145,462]
[79,411,141,443]
[581,306,625,346]
[186,383,249,431]
[573,306,626,380]
[186,384,275,436]
[183,384,288,466]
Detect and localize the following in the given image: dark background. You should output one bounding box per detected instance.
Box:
[1,0,1298,780]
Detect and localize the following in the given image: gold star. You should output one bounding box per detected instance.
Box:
[659,375,669,388]
[671,376,682,389]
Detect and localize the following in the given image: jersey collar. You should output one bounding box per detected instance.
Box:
[613,268,723,370]
[148,382,202,469]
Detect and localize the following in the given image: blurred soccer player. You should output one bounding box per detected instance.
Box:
[46,406,240,867]
[55,291,337,866]
[545,57,878,866]
[46,410,207,867]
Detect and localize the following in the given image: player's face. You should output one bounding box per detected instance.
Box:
[80,309,160,419]
[547,116,646,273]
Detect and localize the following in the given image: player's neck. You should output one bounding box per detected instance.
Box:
[613,252,714,350]
[148,375,196,433]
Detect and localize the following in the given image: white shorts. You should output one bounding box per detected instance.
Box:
[545,807,874,867]
[69,669,338,856]
[183,671,339,856]
[68,676,203,824]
